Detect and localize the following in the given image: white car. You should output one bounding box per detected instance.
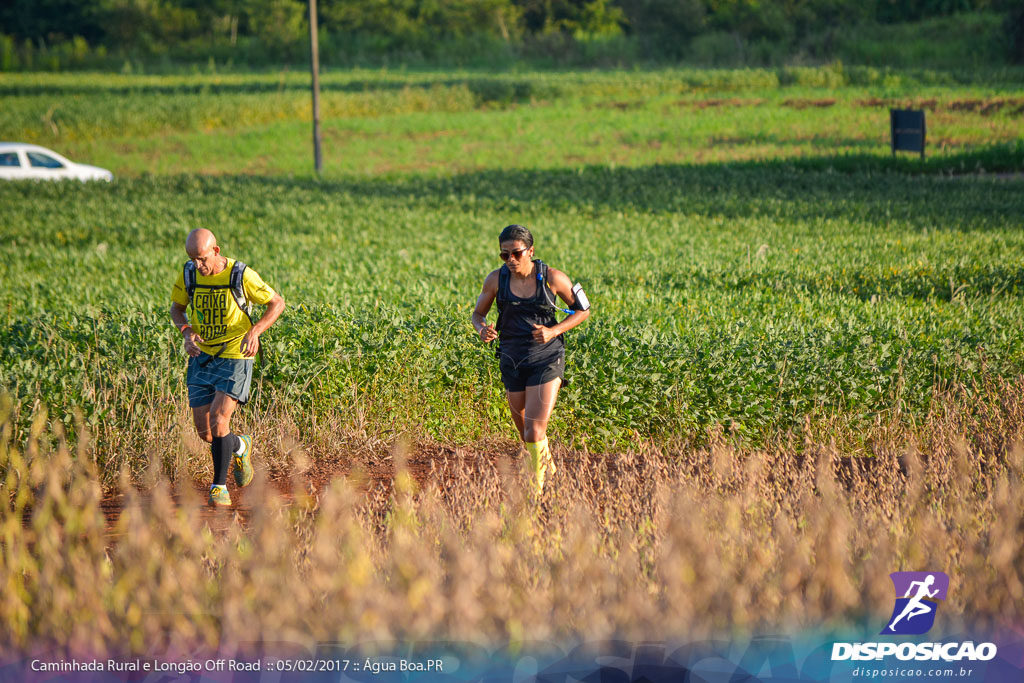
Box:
[0,143,113,182]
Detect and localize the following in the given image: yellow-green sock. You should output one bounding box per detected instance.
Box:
[541,439,556,475]
[524,439,548,492]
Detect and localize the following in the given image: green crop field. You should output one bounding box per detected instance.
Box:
[2,67,1023,482]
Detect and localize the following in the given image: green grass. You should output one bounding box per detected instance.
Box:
[0,68,1023,478]
[3,68,1023,178]
[43,90,1021,178]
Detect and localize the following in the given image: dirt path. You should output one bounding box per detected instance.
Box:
[95,441,515,538]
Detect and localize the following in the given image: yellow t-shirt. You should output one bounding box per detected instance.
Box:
[171,258,277,359]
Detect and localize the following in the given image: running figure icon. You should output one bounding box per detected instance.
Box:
[882,571,949,635]
[888,574,939,631]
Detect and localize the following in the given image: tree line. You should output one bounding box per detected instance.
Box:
[2,0,1022,66]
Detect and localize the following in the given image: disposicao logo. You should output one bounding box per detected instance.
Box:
[831,570,998,663]
[881,571,949,635]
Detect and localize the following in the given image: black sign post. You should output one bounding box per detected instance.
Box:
[890,109,925,159]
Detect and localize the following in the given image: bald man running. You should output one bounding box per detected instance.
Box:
[170,229,285,506]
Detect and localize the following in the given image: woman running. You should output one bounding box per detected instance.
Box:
[472,224,591,492]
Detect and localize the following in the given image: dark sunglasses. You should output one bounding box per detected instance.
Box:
[500,247,529,261]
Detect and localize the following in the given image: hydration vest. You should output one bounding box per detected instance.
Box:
[183,259,253,324]
[495,259,562,339]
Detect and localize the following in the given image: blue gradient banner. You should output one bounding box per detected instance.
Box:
[3,632,1022,683]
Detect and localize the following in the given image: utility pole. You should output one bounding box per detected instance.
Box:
[309,0,322,174]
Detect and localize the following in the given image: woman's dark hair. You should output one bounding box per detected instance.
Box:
[498,224,533,248]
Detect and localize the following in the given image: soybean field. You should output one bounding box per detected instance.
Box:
[2,67,1024,480]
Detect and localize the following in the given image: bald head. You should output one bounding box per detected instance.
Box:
[185,228,226,276]
[186,228,216,258]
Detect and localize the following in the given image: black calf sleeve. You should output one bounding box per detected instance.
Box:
[211,436,232,486]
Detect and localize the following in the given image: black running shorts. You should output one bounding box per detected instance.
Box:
[498,349,565,393]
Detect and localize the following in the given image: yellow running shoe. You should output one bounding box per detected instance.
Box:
[208,485,232,507]
[233,435,254,488]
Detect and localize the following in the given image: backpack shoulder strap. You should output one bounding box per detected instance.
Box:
[495,264,511,332]
[497,264,511,303]
[183,261,197,303]
[230,261,253,322]
[230,260,247,296]
[534,260,558,308]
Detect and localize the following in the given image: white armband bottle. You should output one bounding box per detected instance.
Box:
[571,282,590,311]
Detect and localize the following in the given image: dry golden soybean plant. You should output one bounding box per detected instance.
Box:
[1,380,1021,657]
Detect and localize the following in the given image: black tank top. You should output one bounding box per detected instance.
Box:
[495,260,564,359]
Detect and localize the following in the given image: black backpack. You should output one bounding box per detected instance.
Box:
[183,259,252,323]
[494,259,566,334]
